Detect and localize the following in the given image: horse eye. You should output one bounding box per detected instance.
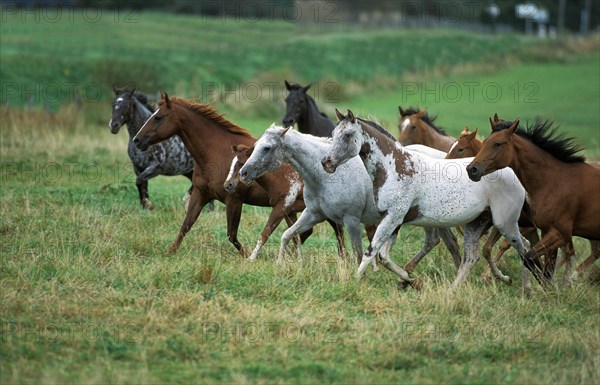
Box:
[411,125,416,130]
[155,115,163,122]
[264,146,271,152]
[494,142,502,148]
[458,148,464,153]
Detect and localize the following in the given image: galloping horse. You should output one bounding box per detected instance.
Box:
[397,106,455,152]
[224,143,346,261]
[322,109,532,289]
[133,93,283,255]
[109,86,195,209]
[467,116,600,282]
[282,80,335,137]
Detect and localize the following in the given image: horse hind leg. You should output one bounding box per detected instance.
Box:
[439,228,461,270]
[327,219,347,261]
[480,228,503,281]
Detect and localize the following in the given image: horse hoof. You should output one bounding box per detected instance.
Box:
[397,280,411,291]
[142,198,155,210]
[505,276,512,286]
[411,278,422,291]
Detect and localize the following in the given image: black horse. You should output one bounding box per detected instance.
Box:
[282,80,334,137]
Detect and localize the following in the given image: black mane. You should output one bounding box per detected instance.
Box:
[132,91,156,112]
[402,106,448,136]
[357,117,397,142]
[494,119,585,163]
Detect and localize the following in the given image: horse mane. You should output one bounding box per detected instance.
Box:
[494,119,586,163]
[166,97,253,138]
[402,106,448,136]
[357,117,396,142]
[132,91,156,112]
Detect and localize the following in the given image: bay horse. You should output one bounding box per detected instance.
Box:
[467,116,600,283]
[322,109,532,288]
[397,106,456,152]
[223,143,346,261]
[132,93,281,255]
[109,86,196,209]
[282,80,335,137]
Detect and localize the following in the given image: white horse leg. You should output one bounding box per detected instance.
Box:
[358,216,413,286]
[404,227,439,273]
[277,210,324,263]
[451,213,492,288]
[522,266,532,298]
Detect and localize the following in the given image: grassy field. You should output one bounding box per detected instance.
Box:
[2,10,600,385]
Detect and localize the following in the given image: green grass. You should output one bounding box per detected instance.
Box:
[1,11,600,384]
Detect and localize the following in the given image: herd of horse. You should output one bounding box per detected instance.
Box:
[109,81,600,295]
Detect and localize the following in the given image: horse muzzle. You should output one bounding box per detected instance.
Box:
[466,164,483,182]
[109,120,120,134]
[321,157,337,174]
[223,180,237,193]
[238,169,255,186]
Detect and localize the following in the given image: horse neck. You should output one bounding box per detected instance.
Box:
[421,123,454,151]
[125,100,152,139]
[281,131,329,184]
[509,135,564,198]
[297,95,333,135]
[360,124,412,178]
[175,106,254,166]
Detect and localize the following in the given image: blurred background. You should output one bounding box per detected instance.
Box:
[1,0,598,157]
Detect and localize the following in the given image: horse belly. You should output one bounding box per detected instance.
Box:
[407,186,487,227]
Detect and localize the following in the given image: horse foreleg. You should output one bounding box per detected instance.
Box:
[480,228,503,281]
[224,198,247,257]
[327,219,346,260]
[278,210,324,263]
[556,242,575,286]
[404,227,440,273]
[524,229,565,284]
[451,213,492,289]
[136,163,160,210]
[247,203,287,261]
[168,186,210,254]
[357,215,412,286]
[344,217,376,271]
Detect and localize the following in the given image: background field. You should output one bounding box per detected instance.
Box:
[1,9,599,385]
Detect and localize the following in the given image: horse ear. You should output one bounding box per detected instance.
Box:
[461,126,470,135]
[508,118,519,135]
[398,106,405,117]
[493,113,500,123]
[416,109,427,119]
[280,126,291,138]
[128,86,136,96]
[467,128,478,141]
[335,108,345,121]
[284,80,292,91]
[231,142,238,153]
[164,92,172,109]
[489,117,496,130]
[302,83,312,92]
[347,109,356,123]
[113,84,119,94]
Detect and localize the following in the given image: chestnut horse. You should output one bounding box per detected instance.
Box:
[224,143,346,261]
[467,116,600,283]
[132,93,313,256]
[397,107,455,152]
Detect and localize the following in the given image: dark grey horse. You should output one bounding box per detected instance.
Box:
[109,86,200,210]
[282,80,334,137]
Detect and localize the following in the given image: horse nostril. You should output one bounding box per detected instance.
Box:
[133,137,140,144]
[469,166,478,175]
